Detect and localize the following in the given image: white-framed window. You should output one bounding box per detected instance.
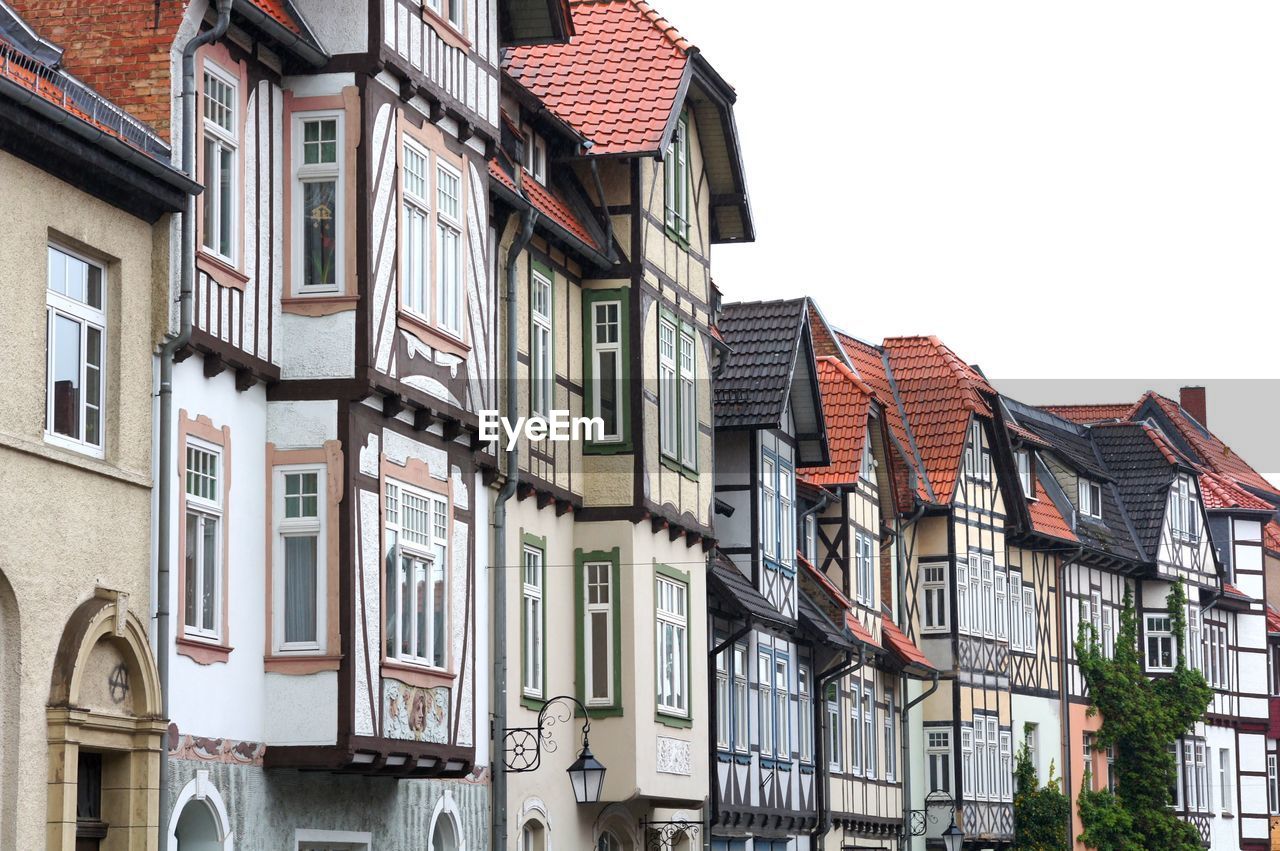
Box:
[659,317,678,457]
[885,687,896,781]
[590,299,623,442]
[957,561,969,634]
[1079,479,1103,519]
[1218,748,1232,813]
[184,440,223,640]
[274,467,326,652]
[965,420,990,480]
[963,553,996,638]
[1023,583,1037,652]
[927,729,952,793]
[999,729,1013,800]
[45,245,106,455]
[802,512,817,563]
[384,480,449,669]
[655,574,688,717]
[1025,723,1040,783]
[798,665,813,764]
[436,162,463,335]
[961,727,974,796]
[1017,449,1034,496]
[1204,621,1228,688]
[850,681,862,775]
[761,450,795,568]
[530,267,553,417]
[424,0,463,30]
[1188,605,1202,671]
[854,531,875,606]
[1185,740,1209,812]
[583,561,614,706]
[1146,613,1174,672]
[401,138,430,315]
[758,650,773,759]
[1090,590,1103,646]
[1010,572,1024,651]
[922,563,948,632]
[201,63,238,262]
[1172,741,1184,808]
[1268,754,1278,815]
[715,645,730,750]
[295,112,343,293]
[825,684,841,771]
[862,687,876,779]
[1171,475,1200,541]
[521,545,544,698]
[664,114,689,239]
[521,125,546,183]
[774,655,790,758]
[679,329,697,468]
[995,569,1008,641]
[733,644,749,752]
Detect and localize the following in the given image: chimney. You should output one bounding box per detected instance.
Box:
[1180,386,1207,426]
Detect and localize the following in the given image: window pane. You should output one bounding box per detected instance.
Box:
[598,350,618,435]
[414,558,428,659]
[439,225,460,329]
[590,611,608,700]
[202,137,217,251]
[84,326,101,446]
[50,313,81,439]
[437,166,460,220]
[431,558,446,668]
[201,516,217,631]
[284,535,318,643]
[184,512,198,628]
[218,146,233,257]
[303,180,337,288]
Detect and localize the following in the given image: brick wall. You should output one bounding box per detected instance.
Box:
[7,0,186,139]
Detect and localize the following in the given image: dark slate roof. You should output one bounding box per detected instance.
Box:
[1092,424,1177,560]
[798,589,855,652]
[715,298,828,466]
[707,552,793,631]
[1012,405,1112,482]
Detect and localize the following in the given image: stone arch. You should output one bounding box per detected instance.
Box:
[593,804,640,850]
[167,772,233,850]
[517,797,552,851]
[427,789,466,851]
[46,590,165,850]
[0,568,18,850]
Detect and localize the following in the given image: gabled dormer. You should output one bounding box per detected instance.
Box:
[713,298,827,619]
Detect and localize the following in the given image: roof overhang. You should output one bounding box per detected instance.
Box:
[680,52,754,243]
[498,0,574,47]
[232,1,328,69]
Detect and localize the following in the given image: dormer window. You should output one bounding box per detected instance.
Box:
[964,420,990,481]
[1079,479,1102,519]
[1017,450,1035,498]
[521,125,546,184]
[1170,474,1200,541]
[860,436,876,482]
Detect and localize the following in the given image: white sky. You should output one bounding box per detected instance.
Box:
[659,0,1280,480]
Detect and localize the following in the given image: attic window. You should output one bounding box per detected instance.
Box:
[861,436,876,482]
[1079,479,1102,519]
[1017,450,1035,499]
[521,125,546,184]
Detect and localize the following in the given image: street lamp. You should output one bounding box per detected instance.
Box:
[503,695,608,805]
[566,739,606,804]
[941,815,964,851]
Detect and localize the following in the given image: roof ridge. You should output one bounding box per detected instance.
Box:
[569,0,692,53]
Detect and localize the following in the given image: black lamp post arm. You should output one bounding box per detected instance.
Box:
[503,694,591,774]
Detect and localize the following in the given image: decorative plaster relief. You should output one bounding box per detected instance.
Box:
[383,429,448,480]
[656,736,692,776]
[383,678,450,743]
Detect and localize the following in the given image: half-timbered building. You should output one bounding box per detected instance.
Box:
[494,1,754,848]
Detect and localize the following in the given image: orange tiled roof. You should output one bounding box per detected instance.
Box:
[1040,403,1135,424]
[882,336,994,506]
[1267,604,1280,634]
[845,611,879,649]
[248,0,303,34]
[1199,470,1275,512]
[798,357,873,488]
[489,158,601,252]
[1266,522,1280,555]
[1027,475,1077,543]
[798,552,851,610]
[881,615,935,673]
[1140,392,1279,497]
[503,0,691,156]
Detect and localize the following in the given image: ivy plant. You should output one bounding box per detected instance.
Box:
[1013,722,1070,850]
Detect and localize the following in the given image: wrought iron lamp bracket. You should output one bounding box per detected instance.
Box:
[502,694,591,774]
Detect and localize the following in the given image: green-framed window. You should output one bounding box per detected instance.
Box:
[664,114,690,242]
[582,288,631,453]
[529,260,554,418]
[655,564,691,725]
[658,309,698,475]
[520,532,547,704]
[575,548,623,716]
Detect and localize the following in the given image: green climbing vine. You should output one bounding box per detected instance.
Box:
[1075,580,1212,851]
[1013,723,1070,850]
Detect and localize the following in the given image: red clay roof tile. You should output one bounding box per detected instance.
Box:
[846,611,879,649]
[248,0,303,34]
[799,357,873,488]
[1268,604,1280,634]
[1028,475,1078,543]
[503,0,691,155]
[1266,522,1280,556]
[1199,470,1275,512]
[489,158,601,252]
[1140,392,1279,497]
[881,616,935,673]
[1040,403,1135,424]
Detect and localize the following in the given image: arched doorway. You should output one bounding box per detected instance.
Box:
[167,773,233,850]
[46,592,164,851]
[0,568,18,849]
[427,791,465,851]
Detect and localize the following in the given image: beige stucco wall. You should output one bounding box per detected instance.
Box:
[0,150,164,850]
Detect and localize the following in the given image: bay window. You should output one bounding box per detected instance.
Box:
[965,420,989,480]
[762,450,796,567]
[46,245,105,454]
[184,442,222,640]
[850,683,861,775]
[402,140,430,315]
[659,318,677,457]
[655,573,688,717]
[1171,475,1200,541]
[384,481,449,669]
[296,114,342,292]
[659,313,698,470]
[715,648,729,750]
[201,64,237,262]
[774,656,789,758]
[436,163,463,335]
[274,468,325,651]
